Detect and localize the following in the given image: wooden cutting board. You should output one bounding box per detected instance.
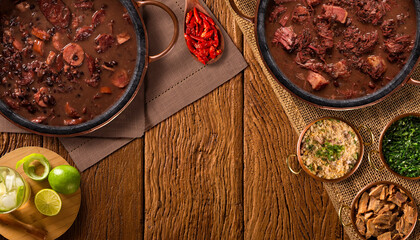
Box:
[0,147,81,240]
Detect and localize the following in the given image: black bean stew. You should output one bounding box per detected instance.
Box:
[265,0,416,100]
[0,0,137,126]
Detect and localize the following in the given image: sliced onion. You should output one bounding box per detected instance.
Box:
[16,154,51,181]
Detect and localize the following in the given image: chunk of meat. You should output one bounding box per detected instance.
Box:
[4,97,20,110]
[322,5,348,23]
[33,87,48,108]
[327,60,351,79]
[100,86,112,94]
[381,19,396,38]
[269,5,287,22]
[356,215,366,236]
[388,191,407,207]
[64,118,86,126]
[71,13,83,29]
[65,102,80,118]
[395,217,412,236]
[380,185,388,201]
[338,26,378,56]
[309,19,334,59]
[116,33,131,45]
[358,192,370,214]
[306,71,329,90]
[272,26,296,51]
[367,196,384,213]
[46,51,57,65]
[33,40,45,56]
[111,69,129,88]
[73,1,93,9]
[85,76,100,88]
[356,0,390,25]
[12,39,23,51]
[52,32,69,51]
[95,34,115,53]
[402,204,416,225]
[279,11,292,26]
[364,212,374,220]
[16,2,30,12]
[377,232,392,240]
[365,218,376,239]
[85,54,98,76]
[31,116,47,124]
[53,53,64,73]
[31,27,51,41]
[92,10,106,27]
[369,184,385,198]
[384,35,413,63]
[306,0,321,7]
[62,43,84,66]
[292,5,309,23]
[372,211,393,227]
[38,0,71,28]
[74,26,94,42]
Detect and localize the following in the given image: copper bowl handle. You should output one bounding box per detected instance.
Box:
[358,126,374,147]
[227,0,254,23]
[286,154,301,175]
[407,78,420,86]
[136,0,179,63]
[368,150,385,172]
[338,205,352,227]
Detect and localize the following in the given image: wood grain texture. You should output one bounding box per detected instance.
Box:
[242,44,346,240]
[144,0,244,238]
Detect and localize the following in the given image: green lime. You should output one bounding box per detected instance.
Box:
[35,189,62,216]
[16,153,51,181]
[48,165,80,195]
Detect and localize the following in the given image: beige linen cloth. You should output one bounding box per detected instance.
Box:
[0,1,247,171]
[227,0,420,239]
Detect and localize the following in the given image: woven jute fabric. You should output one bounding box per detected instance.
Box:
[226,0,420,239]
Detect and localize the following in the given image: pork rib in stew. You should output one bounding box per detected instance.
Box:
[266,0,416,100]
[0,0,137,126]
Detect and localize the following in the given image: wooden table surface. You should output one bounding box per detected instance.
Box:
[0,0,352,239]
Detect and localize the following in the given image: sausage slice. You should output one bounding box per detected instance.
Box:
[63,43,85,66]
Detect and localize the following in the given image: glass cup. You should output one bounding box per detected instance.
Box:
[0,166,31,214]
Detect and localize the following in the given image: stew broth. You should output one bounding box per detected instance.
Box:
[0,0,137,126]
[265,0,417,100]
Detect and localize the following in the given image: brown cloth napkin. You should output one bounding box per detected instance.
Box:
[0,0,247,171]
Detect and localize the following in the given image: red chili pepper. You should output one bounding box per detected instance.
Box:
[201,30,214,39]
[197,25,204,37]
[193,8,202,25]
[190,35,205,42]
[213,30,219,47]
[186,10,193,24]
[202,18,210,30]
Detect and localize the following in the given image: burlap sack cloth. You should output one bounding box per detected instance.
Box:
[0,1,247,171]
[227,0,420,239]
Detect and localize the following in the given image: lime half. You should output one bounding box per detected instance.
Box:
[35,189,62,216]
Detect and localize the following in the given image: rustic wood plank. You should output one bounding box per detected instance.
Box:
[60,138,144,240]
[144,74,243,239]
[242,44,345,239]
[144,0,244,237]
